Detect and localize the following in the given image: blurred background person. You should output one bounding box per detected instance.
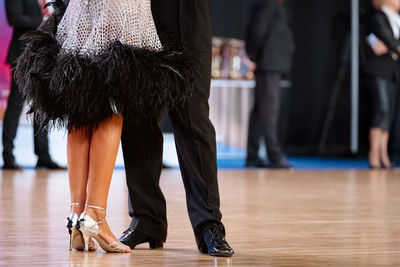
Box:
[364,0,400,168]
[2,0,63,170]
[244,0,293,168]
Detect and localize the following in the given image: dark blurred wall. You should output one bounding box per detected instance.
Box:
[285,0,373,155]
[210,0,373,155]
[285,0,348,154]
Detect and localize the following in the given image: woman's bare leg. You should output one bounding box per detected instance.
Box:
[68,128,91,214]
[369,128,382,169]
[380,130,391,169]
[83,116,130,251]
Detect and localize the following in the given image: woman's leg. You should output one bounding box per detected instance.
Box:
[68,128,91,214]
[380,130,391,168]
[369,128,382,168]
[368,77,387,169]
[83,116,129,250]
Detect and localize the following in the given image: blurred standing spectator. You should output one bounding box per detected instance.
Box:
[245,0,293,168]
[2,0,63,169]
[365,0,400,168]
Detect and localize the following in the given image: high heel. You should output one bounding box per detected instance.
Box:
[67,211,80,250]
[67,203,97,251]
[79,204,130,253]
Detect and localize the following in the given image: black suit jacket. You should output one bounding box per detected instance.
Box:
[5,0,43,64]
[151,0,212,56]
[365,11,400,82]
[245,0,293,73]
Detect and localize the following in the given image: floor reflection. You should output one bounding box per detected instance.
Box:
[0,169,399,266]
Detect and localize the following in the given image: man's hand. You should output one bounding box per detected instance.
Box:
[372,39,389,56]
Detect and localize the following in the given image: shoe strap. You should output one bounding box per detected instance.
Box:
[109,240,127,251]
[70,203,83,207]
[94,217,104,225]
[85,204,106,210]
[109,241,119,247]
[79,213,105,226]
[84,204,106,225]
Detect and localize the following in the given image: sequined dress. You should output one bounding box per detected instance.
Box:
[57,0,162,56]
[15,0,193,130]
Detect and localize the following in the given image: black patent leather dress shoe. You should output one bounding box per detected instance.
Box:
[35,160,66,170]
[267,159,291,169]
[245,158,268,168]
[199,224,234,257]
[119,228,164,249]
[162,163,171,169]
[2,161,23,170]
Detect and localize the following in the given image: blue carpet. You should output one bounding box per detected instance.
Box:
[20,157,397,170]
[215,145,400,170]
[216,156,378,170]
[12,142,399,170]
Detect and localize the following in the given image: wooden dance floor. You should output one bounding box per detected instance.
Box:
[0,169,399,266]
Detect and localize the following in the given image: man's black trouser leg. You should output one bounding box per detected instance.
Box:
[255,70,284,162]
[122,55,222,246]
[247,70,283,162]
[122,88,222,245]
[121,118,167,241]
[122,0,222,246]
[169,68,222,245]
[2,75,24,164]
[247,107,261,161]
[2,69,50,164]
[34,119,50,162]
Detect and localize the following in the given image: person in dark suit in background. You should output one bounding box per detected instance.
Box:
[364,0,400,168]
[3,0,63,170]
[118,0,234,257]
[245,0,294,168]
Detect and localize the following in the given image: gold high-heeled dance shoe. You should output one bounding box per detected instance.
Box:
[67,203,97,251]
[79,204,130,253]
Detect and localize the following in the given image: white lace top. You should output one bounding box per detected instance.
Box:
[56,0,162,56]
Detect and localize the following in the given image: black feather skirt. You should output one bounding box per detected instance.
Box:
[14,0,194,130]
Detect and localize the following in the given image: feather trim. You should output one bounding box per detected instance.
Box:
[14,0,195,130]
